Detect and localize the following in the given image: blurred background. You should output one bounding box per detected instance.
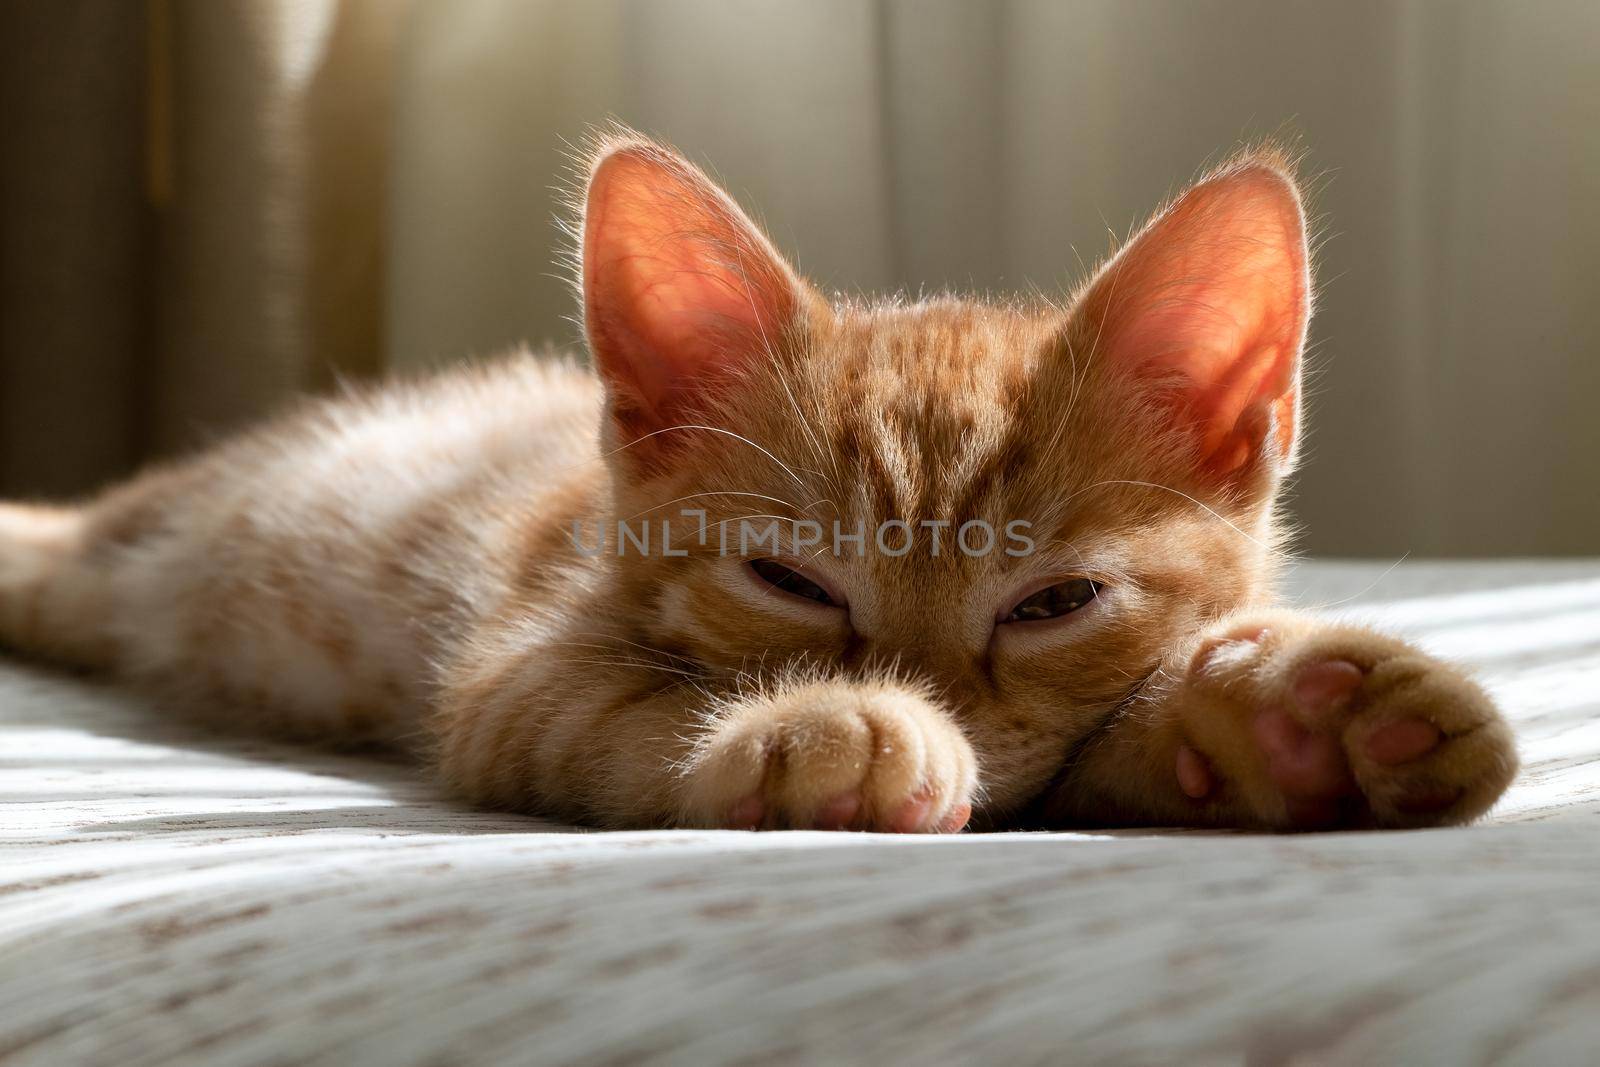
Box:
[2,0,1596,556]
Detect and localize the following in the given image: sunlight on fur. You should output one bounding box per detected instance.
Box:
[0,127,1517,833]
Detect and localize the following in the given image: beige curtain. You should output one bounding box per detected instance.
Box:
[0,0,400,496]
[3,0,1597,556]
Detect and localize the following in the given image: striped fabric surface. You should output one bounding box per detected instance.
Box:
[4,560,1599,1065]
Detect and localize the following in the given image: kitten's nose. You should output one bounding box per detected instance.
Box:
[843,633,973,694]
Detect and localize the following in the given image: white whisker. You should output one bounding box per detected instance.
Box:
[1061,479,1270,548]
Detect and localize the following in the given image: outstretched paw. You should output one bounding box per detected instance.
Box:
[1172,615,1517,829]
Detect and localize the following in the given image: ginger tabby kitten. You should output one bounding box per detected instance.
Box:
[0,130,1516,832]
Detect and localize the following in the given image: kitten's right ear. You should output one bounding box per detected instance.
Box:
[1072,150,1311,489]
[581,134,815,452]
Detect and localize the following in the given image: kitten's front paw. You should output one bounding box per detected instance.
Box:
[681,681,978,832]
[1173,614,1518,829]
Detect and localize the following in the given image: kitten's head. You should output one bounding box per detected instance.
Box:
[577,130,1310,818]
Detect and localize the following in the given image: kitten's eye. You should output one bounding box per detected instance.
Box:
[746,559,839,606]
[1002,578,1101,623]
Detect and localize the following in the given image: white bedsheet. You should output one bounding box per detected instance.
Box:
[4,560,1600,1065]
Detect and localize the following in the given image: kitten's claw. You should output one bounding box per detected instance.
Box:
[1174,614,1518,830]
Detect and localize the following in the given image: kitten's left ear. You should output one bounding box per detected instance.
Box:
[581,133,818,449]
[1075,151,1311,484]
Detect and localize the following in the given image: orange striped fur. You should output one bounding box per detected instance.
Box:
[0,130,1515,831]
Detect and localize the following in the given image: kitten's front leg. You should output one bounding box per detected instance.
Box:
[1047,610,1519,830]
[436,653,977,832]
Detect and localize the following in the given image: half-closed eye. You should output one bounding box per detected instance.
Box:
[1000,578,1101,624]
[746,558,844,608]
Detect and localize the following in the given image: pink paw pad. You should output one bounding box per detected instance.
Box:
[1253,707,1354,799]
[726,796,765,830]
[890,791,935,833]
[1366,719,1444,765]
[937,803,973,834]
[1292,659,1366,719]
[882,790,969,833]
[813,791,861,830]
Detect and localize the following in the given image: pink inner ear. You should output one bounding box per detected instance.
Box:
[1089,162,1309,479]
[583,146,800,436]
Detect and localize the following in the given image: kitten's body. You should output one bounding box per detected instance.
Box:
[0,132,1516,831]
[0,356,600,742]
